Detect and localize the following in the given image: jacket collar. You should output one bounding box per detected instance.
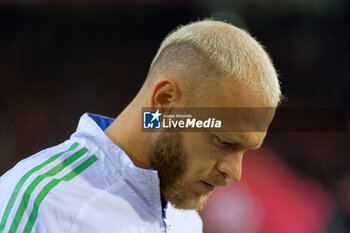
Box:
[71,113,162,215]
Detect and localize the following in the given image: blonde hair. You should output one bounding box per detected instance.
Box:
[149,19,282,106]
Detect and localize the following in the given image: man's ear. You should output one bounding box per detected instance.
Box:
[151,80,181,108]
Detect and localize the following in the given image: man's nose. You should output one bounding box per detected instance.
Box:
[215,152,244,182]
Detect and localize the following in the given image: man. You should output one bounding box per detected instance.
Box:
[0,19,281,233]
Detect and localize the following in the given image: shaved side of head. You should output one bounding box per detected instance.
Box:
[146,42,219,103]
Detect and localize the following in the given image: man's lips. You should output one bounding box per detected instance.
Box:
[200,180,215,191]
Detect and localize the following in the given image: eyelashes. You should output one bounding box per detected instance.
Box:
[213,135,246,151]
[213,135,232,149]
[217,137,229,145]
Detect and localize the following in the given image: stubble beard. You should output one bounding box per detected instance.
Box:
[149,131,209,210]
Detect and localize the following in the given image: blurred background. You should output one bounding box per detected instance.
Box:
[0,0,349,232]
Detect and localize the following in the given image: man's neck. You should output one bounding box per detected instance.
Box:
[104,103,151,169]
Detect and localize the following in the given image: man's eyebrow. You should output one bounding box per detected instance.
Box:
[234,139,263,150]
[220,134,264,150]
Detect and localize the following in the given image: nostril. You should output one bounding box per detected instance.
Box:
[216,159,243,183]
[223,173,229,180]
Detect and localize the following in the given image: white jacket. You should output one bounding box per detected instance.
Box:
[0,113,203,233]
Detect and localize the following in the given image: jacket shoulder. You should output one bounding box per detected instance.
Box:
[0,140,104,233]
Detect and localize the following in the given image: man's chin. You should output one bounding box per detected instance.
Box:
[168,193,210,211]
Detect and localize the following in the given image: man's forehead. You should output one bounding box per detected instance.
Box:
[217,107,275,132]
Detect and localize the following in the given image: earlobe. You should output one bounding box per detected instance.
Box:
[151,80,181,108]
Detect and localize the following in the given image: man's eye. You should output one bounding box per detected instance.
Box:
[218,137,228,144]
[214,136,231,148]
